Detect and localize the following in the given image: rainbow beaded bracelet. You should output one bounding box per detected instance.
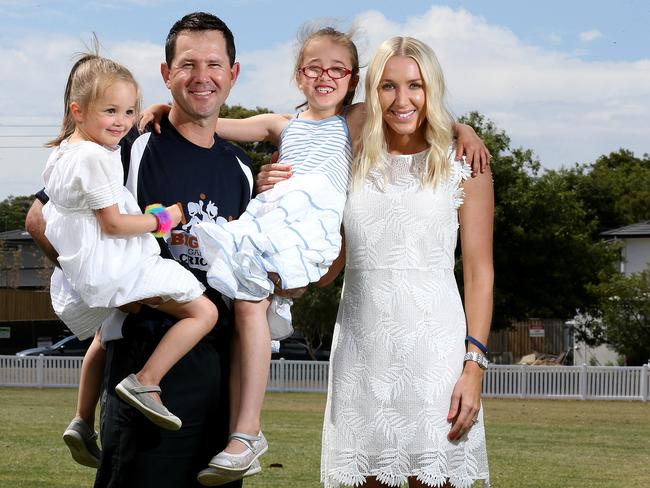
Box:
[145,203,173,237]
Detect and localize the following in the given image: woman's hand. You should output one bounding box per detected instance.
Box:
[138,103,171,134]
[268,272,307,298]
[256,159,292,193]
[446,361,484,441]
[455,123,491,176]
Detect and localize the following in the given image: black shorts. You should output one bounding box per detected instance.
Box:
[94,318,241,488]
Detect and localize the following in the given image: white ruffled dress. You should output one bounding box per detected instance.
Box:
[43,140,204,339]
[193,113,351,339]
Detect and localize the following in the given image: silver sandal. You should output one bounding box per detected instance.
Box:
[207,431,268,472]
[115,374,182,431]
[197,458,262,486]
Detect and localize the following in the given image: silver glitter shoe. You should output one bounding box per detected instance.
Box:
[62,416,101,468]
[208,431,268,472]
[197,458,262,486]
[115,374,181,431]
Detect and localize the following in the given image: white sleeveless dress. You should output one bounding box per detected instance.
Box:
[321,150,489,488]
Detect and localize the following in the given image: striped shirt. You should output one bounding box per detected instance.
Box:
[277,113,352,194]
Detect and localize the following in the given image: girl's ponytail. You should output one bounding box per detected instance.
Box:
[47,55,98,147]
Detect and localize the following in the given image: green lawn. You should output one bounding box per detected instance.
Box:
[0,388,648,487]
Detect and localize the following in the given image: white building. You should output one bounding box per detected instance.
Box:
[601,221,650,275]
[573,221,650,365]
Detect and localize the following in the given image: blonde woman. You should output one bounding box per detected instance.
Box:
[316,37,494,487]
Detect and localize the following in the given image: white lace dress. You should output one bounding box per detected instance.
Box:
[321,150,489,488]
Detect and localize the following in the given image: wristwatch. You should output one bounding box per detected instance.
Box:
[464,351,489,370]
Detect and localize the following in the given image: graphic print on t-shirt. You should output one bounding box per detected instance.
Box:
[169,192,228,271]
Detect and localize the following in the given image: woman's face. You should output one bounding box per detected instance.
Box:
[378,55,426,141]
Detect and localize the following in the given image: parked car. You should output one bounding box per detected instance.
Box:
[15,335,92,357]
[272,333,330,361]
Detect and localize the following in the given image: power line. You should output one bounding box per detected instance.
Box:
[0,124,58,128]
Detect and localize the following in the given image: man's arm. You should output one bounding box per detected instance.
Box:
[25,198,59,266]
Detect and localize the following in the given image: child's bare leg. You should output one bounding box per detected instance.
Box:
[225,298,271,454]
[135,295,217,403]
[229,329,242,434]
[76,330,105,426]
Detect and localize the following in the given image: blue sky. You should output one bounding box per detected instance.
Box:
[1,0,649,200]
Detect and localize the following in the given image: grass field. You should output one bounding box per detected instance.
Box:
[0,388,648,487]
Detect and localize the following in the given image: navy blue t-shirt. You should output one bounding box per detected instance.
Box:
[125,115,254,339]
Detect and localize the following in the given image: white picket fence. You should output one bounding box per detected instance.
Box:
[1,355,648,401]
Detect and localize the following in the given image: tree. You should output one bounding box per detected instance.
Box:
[219,104,276,174]
[575,269,650,366]
[0,195,34,232]
[458,112,619,328]
[561,149,650,235]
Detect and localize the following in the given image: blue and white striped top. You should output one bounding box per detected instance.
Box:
[192,111,353,340]
[278,113,352,194]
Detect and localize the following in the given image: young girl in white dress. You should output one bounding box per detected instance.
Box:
[43,54,219,466]
[316,37,494,488]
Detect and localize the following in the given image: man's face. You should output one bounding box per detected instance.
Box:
[161,30,239,123]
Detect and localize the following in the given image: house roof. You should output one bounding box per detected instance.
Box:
[601,221,650,238]
[0,229,33,242]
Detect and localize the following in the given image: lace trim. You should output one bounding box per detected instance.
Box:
[365,149,471,208]
[322,455,490,488]
[451,156,472,209]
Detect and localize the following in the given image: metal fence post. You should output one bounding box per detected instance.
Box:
[641,365,648,402]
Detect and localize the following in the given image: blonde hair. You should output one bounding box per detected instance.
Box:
[48,52,141,147]
[293,25,360,110]
[352,36,453,191]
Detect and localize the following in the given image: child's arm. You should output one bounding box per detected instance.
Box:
[95,204,181,237]
[345,103,366,151]
[215,114,290,145]
[138,103,289,145]
[453,123,491,174]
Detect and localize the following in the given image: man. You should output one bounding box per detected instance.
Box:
[26,12,253,487]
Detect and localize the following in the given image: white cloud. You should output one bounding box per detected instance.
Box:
[545,32,562,44]
[1,6,649,200]
[580,29,603,42]
[231,6,649,171]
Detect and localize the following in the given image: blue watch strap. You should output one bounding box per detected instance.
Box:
[465,335,488,355]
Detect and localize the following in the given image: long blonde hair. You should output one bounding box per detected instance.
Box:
[48,53,141,147]
[352,36,453,190]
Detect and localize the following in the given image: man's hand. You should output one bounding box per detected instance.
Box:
[256,151,291,193]
[25,199,60,265]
